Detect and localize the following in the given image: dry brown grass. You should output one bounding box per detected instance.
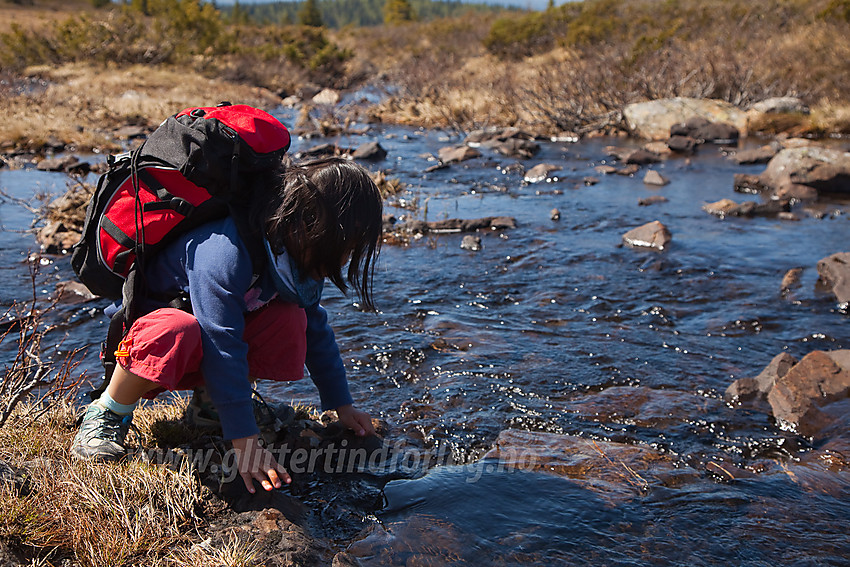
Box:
[0,0,96,33]
[0,63,282,153]
[0,397,268,566]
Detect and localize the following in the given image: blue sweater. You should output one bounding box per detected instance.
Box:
[140,216,354,440]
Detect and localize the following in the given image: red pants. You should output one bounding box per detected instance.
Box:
[114,301,308,398]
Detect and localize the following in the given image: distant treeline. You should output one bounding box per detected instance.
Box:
[221,0,514,27]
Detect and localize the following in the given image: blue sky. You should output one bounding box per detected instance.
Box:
[212,0,579,11]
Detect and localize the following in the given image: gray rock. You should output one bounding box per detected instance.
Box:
[623,97,748,140]
[702,197,791,218]
[759,146,850,200]
[638,195,669,206]
[352,141,387,161]
[643,170,669,186]
[816,252,850,304]
[729,145,778,165]
[749,97,810,115]
[524,163,561,183]
[460,235,482,251]
[667,135,697,154]
[495,138,539,159]
[438,145,481,164]
[312,88,340,106]
[36,155,89,173]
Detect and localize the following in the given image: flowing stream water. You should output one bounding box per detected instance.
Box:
[1,108,849,564]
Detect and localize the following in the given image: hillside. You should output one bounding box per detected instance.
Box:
[230,0,514,28]
[1,0,849,153]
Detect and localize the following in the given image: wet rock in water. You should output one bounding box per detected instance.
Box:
[460,235,482,251]
[733,173,770,194]
[622,220,671,251]
[728,144,779,165]
[702,198,791,218]
[54,280,98,304]
[766,350,850,438]
[605,146,661,165]
[524,163,561,183]
[424,162,450,173]
[583,176,600,186]
[483,429,698,497]
[625,149,662,165]
[695,122,740,144]
[38,221,80,254]
[550,208,561,221]
[595,165,618,175]
[470,126,535,146]
[667,135,697,154]
[494,137,539,159]
[725,352,797,404]
[397,216,517,235]
[643,141,673,157]
[781,267,804,294]
[438,145,481,164]
[298,142,350,158]
[615,164,641,176]
[623,97,748,140]
[816,252,850,303]
[669,116,740,144]
[754,146,850,201]
[638,195,668,206]
[352,141,387,161]
[643,170,669,186]
[36,155,90,174]
[726,350,850,439]
[312,88,340,106]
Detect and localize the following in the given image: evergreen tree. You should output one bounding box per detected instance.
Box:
[230,0,250,24]
[383,0,415,25]
[298,0,324,27]
[131,0,150,15]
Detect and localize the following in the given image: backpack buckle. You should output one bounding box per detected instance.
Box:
[170,197,194,216]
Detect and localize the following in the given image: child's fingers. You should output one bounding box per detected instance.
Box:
[355,412,375,436]
[241,471,257,494]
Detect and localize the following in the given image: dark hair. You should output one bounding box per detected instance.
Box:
[262,157,383,310]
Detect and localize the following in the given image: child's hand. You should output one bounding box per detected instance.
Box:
[231,434,291,494]
[336,404,376,437]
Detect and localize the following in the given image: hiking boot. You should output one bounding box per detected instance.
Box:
[70,403,133,462]
[184,386,221,429]
[185,386,295,433]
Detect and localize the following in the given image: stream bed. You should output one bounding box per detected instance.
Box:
[1,109,849,565]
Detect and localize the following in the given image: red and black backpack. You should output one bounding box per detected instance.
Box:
[70,102,291,387]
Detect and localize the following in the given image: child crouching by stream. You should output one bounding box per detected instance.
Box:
[71,157,382,494]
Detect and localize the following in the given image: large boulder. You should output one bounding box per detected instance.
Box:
[816,252,850,304]
[767,350,850,438]
[727,350,850,439]
[756,146,850,200]
[623,97,749,141]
